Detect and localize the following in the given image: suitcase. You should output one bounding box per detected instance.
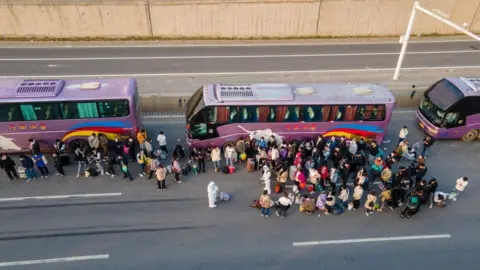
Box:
[60,153,70,166]
[220,192,231,201]
[274,182,282,193]
[229,166,235,174]
[289,165,297,181]
[17,167,27,179]
[222,166,230,174]
[246,158,255,172]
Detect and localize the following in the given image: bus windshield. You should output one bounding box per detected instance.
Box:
[426,79,463,110]
[419,98,445,126]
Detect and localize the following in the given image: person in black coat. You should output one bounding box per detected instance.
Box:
[0,154,18,180]
[52,153,65,177]
[19,155,36,181]
[114,137,123,156]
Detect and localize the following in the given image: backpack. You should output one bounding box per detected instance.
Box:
[220,192,231,201]
[409,196,419,209]
[333,204,344,215]
[274,183,282,193]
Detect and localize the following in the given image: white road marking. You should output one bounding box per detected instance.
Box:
[0,254,109,267]
[292,234,451,247]
[2,65,480,79]
[0,39,472,48]
[0,193,122,202]
[0,50,478,61]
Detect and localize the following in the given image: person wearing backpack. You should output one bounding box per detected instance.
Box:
[259,190,271,218]
[136,150,147,177]
[401,191,419,219]
[19,155,36,182]
[33,153,49,178]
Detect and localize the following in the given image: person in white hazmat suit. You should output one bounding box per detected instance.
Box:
[261,165,272,194]
[207,181,219,208]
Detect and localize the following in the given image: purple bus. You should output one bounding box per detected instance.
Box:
[0,78,141,153]
[417,77,480,141]
[185,83,395,149]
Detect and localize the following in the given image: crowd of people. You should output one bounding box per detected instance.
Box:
[0,129,187,191]
[242,126,468,219]
[0,126,470,219]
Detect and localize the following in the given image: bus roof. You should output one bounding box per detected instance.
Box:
[204,83,395,106]
[0,78,136,103]
[446,77,480,96]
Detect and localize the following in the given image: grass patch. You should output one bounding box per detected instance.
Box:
[0,33,472,42]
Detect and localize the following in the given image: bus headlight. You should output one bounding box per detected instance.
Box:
[428,127,438,134]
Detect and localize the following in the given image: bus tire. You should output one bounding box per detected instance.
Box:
[462,130,479,142]
[69,139,88,150]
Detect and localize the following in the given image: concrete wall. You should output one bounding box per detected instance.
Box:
[0,0,150,37]
[0,0,479,38]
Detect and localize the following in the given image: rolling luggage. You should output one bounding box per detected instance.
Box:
[220,192,231,201]
[17,167,27,179]
[274,183,282,193]
[246,158,255,172]
[289,165,297,181]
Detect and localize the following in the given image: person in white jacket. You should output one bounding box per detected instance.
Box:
[398,126,408,145]
[211,146,221,171]
[207,181,219,208]
[453,177,468,201]
[261,165,272,194]
[225,145,235,167]
[270,146,279,168]
[338,185,350,207]
[348,139,358,157]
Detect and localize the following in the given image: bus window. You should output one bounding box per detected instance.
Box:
[77,102,99,118]
[329,105,345,121]
[0,104,22,122]
[24,103,62,121]
[257,106,270,122]
[240,106,256,123]
[266,106,276,122]
[60,103,79,119]
[344,105,358,121]
[207,107,217,123]
[441,112,464,128]
[20,105,38,121]
[284,106,300,122]
[228,107,239,123]
[357,105,386,121]
[303,105,322,122]
[98,100,129,118]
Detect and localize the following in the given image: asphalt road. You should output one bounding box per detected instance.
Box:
[0,112,478,269]
[0,40,479,76]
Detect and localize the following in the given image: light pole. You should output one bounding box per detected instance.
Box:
[393,1,480,80]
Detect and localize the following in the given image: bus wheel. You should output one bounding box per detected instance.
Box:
[69,139,88,150]
[462,130,479,142]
